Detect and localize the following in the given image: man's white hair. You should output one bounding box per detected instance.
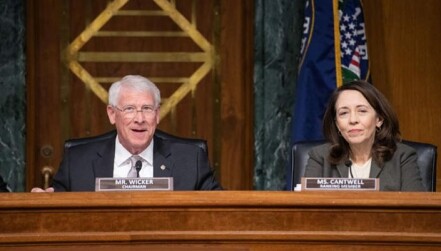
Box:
[108,75,161,107]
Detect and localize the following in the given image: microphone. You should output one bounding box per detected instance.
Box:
[344,160,354,178]
[135,160,142,178]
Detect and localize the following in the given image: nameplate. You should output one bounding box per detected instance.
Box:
[95,177,173,191]
[301,177,379,191]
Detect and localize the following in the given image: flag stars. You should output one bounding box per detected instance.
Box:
[341,24,347,31]
[339,5,368,65]
[348,23,355,30]
[341,41,348,49]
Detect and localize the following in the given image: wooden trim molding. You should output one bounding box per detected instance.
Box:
[1,191,441,249]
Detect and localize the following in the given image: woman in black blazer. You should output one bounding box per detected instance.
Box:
[304,81,425,191]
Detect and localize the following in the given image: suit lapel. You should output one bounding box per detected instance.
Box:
[369,160,382,178]
[336,159,382,178]
[153,136,173,177]
[337,161,381,178]
[336,163,349,178]
[88,134,175,178]
[92,137,116,178]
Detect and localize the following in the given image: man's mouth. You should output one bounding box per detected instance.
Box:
[132,129,147,133]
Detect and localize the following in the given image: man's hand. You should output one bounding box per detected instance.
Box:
[31,187,55,192]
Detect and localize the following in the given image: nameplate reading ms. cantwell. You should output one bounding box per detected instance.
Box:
[301,177,379,191]
[95,177,174,191]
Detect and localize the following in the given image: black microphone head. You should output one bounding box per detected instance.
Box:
[135,160,142,171]
[344,160,352,167]
[135,160,142,178]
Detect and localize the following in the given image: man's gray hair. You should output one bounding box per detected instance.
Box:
[108,75,161,107]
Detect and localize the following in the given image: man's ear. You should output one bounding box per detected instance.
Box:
[107,105,116,125]
[156,107,160,125]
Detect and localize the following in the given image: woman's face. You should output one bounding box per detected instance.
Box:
[335,90,383,148]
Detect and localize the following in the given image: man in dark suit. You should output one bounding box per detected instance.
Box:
[33,75,221,192]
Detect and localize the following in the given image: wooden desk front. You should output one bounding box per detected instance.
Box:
[1,191,441,250]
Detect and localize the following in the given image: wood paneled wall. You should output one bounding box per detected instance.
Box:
[363,0,441,191]
[26,0,254,191]
[218,0,254,190]
[26,0,440,191]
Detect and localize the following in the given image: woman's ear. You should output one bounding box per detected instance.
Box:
[334,120,341,132]
[376,116,384,128]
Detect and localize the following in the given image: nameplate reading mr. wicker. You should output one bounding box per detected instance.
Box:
[95,177,174,191]
[301,177,379,191]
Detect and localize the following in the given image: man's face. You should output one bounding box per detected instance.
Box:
[107,87,159,154]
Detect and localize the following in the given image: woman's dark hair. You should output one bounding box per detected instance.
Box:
[322,80,401,166]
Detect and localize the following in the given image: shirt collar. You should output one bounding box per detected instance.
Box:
[114,135,154,166]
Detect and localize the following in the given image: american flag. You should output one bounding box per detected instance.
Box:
[338,0,369,83]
